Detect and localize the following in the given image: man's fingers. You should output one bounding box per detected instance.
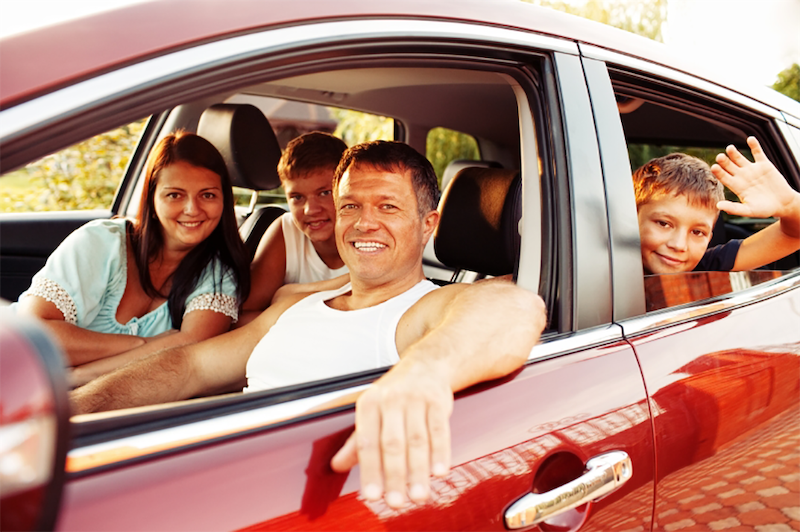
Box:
[405,400,431,503]
[355,393,384,501]
[724,143,751,167]
[428,401,451,479]
[330,432,358,473]
[380,403,408,508]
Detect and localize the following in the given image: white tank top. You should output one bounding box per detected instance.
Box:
[281,213,348,284]
[244,279,438,392]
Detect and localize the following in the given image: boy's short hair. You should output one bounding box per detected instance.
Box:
[632,153,724,210]
[333,140,440,218]
[277,132,348,182]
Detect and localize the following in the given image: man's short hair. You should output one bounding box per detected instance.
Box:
[278,132,348,182]
[632,153,724,211]
[333,140,440,217]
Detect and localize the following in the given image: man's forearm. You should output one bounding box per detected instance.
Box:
[408,280,545,392]
[71,347,197,414]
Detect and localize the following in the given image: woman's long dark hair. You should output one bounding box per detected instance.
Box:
[130,131,250,328]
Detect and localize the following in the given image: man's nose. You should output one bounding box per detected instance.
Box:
[354,206,379,231]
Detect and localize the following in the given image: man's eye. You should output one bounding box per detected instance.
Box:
[656,220,670,228]
[289,195,303,203]
[320,190,332,197]
[692,229,707,237]
[381,204,397,210]
[340,203,357,210]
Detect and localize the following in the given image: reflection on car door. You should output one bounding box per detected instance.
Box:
[623,276,800,531]
[58,330,655,531]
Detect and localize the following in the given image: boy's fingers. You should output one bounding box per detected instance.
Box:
[724,143,751,167]
[717,199,751,217]
[747,136,767,161]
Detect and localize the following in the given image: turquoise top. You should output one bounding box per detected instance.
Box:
[15,218,239,336]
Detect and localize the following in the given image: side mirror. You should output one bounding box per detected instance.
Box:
[1,309,71,531]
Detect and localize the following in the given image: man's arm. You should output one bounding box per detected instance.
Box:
[69,309,233,387]
[711,136,800,271]
[70,295,302,414]
[331,279,545,508]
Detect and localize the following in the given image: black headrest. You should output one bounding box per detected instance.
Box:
[197,103,282,190]
[434,167,521,276]
[441,159,502,192]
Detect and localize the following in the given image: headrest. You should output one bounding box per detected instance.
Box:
[434,167,521,277]
[441,159,502,192]
[197,103,282,190]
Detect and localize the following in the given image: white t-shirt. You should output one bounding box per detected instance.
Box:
[281,212,348,284]
[244,280,438,392]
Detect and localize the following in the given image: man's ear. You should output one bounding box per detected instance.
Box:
[421,210,440,244]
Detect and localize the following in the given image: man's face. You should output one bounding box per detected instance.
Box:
[335,163,438,287]
[284,167,337,244]
[637,193,717,274]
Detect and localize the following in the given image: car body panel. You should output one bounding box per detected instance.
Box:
[622,273,800,529]
[1,1,798,530]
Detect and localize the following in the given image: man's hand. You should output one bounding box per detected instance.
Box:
[712,136,799,220]
[330,355,453,508]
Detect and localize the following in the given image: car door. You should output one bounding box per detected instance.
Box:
[583,45,800,531]
[2,12,657,531]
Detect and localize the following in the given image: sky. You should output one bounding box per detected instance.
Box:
[0,0,798,87]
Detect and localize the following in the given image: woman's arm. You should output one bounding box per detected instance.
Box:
[70,308,232,387]
[17,295,146,365]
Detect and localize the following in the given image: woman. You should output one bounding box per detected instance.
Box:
[15,131,250,386]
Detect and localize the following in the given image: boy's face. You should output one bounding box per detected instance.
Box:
[284,166,337,244]
[637,193,717,274]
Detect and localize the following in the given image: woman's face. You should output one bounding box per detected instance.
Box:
[153,161,224,253]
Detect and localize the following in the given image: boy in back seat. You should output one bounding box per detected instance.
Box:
[241,132,348,322]
[633,136,800,274]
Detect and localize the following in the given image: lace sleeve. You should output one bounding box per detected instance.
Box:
[184,293,238,323]
[24,278,78,324]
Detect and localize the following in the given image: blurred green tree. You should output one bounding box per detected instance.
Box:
[1,119,147,213]
[772,63,800,102]
[522,0,667,41]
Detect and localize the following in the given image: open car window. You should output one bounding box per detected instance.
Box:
[61,51,550,435]
[610,69,800,314]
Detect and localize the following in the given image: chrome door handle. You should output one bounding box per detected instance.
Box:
[504,450,633,529]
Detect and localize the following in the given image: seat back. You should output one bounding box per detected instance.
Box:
[434,166,521,277]
[197,103,285,256]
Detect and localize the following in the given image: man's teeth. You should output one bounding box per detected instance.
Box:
[354,242,386,251]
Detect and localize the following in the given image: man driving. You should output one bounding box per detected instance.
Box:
[72,140,546,509]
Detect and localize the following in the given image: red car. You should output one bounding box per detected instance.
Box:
[1,1,798,530]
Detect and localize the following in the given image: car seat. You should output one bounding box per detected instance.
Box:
[197,103,285,257]
[434,166,522,282]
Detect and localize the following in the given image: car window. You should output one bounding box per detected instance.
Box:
[425,127,480,187]
[0,119,147,213]
[63,59,537,422]
[611,71,800,312]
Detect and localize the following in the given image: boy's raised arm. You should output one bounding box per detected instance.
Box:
[711,136,800,270]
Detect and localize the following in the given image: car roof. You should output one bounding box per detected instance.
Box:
[2,0,797,119]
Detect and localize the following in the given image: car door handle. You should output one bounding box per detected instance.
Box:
[504,450,633,529]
